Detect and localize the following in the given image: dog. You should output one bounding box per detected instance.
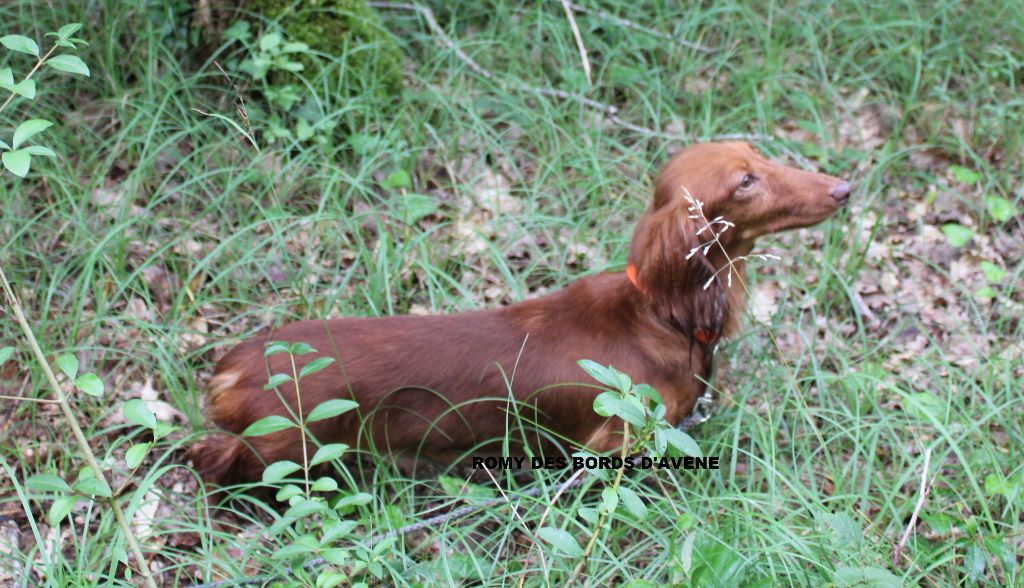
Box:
[190,142,850,486]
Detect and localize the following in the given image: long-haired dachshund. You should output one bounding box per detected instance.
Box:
[191,142,850,485]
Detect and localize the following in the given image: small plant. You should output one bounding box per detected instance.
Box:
[220,21,339,148]
[530,360,703,583]
[0,23,162,587]
[1,24,89,176]
[226,340,394,586]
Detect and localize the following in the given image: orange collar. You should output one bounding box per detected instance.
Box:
[626,262,642,292]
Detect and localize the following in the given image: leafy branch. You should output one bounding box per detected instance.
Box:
[0,24,89,176]
[0,23,157,588]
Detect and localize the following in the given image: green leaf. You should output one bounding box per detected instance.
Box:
[306,399,359,423]
[601,486,618,514]
[48,496,79,526]
[263,373,292,390]
[980,261,1006,283]
[26,473,71,493]
[984,473,1010,497]
[310,443,349,466]
[949,165,981,184]
[833,566,902,588]
[962,544,987,581]
[614,371,633,394]
[941,223,973,247]
[286,499,329,518]
[536,527,583,557]
[617,486,648,520]
[1,34,39,56]
[0,346,14,366]
[382,169,412,190]
[13,119,50,150]
[242,415,294,436]
[905,392,944,422]
[679,532,697,574]
[311,476,338,492]
[653,427,668,454]
[273,536,321,561]
[662,427,702,457]
[259,32,282,52]
[395,193,439,224]
[55,354,78,379]
[0,67,12,85]
[577,506,599,525]
[282,41,310,53]
[10,79,35,99]
[300,357,335,378]
[262,460,302,483]
[633,384,663,406]
[222,20,251,42]
[592,393,647,427]
[819,511,862,548]
[264,341,290,356]
[125,443,151,469]
[577,359,620,389]
[2,150,31,177]
[275,483,303,502]
[122,399,157,429]
[289,342,315,355]
[438,475,496,505]
[333,492,372,511]
[984,196,1019,223]
[975,286,997,300]
[23,145,55,157]
[46,54,90,76]
[320,520,357,544]
[74,373,104,397]
[56,23,83,40]
[73,475,112,498]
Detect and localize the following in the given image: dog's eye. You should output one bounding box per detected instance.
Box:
[738,174,755,190]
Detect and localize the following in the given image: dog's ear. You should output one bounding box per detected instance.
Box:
[627,201,728,345]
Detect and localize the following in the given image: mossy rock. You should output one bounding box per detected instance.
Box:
[249,0,404,98]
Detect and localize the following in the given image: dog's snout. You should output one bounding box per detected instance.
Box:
[829,181,852,203]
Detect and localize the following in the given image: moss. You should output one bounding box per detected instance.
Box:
[249,0,404,98]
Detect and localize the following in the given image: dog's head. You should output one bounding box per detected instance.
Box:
[627,141,850,342]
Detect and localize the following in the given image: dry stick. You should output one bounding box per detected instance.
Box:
[560,0,592,85]
[0,267,157,588]
[893,448,933,566]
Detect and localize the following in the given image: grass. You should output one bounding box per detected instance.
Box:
[1,0,1022,585]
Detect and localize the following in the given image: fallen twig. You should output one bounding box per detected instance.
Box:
[893,447,933,566]
[561,0,593,85]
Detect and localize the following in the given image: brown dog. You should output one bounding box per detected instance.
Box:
[191,142,850,485]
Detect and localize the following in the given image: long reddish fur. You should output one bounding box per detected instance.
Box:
[190,142,849,486]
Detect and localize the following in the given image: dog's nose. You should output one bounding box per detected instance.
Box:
[830,181,851,203]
